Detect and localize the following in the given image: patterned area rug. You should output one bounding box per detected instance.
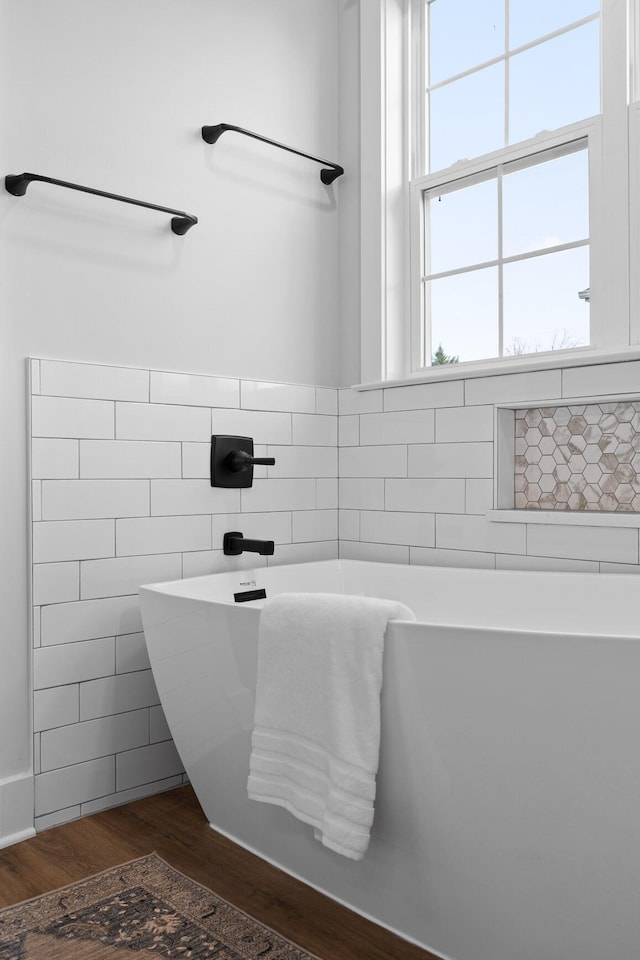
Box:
[0,853,318,959]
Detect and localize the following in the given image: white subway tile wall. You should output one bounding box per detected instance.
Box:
[30,359,338,828]
[336,359,640,574]
[29,356,640,829]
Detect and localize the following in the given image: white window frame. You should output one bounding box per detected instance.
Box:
[358,0,640,388]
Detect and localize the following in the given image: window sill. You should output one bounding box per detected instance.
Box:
[487,509,640,528]
[354,345,640,392]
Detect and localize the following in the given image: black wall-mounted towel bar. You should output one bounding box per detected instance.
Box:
[201,123,344,185]
[5,173,198,235]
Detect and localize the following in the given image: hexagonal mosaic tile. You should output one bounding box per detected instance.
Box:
[514,402,640,512]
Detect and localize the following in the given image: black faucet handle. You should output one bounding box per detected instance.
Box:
[226,449,275,471]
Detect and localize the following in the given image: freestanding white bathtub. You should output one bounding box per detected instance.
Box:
[139,559,640,960]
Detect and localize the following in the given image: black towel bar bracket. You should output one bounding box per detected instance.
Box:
[5,173,198,235]
[201,123,344,185]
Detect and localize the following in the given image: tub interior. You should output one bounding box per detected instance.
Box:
[141,558,640,637]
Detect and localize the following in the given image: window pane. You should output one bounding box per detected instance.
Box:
[429,63,504,171]
[428,267,499,364]
[429,0,504,86]
[502,247,590,356]
[427,177,498,275]
[509,22,600,145]
[502,148,589,258]
[509,0,599,50]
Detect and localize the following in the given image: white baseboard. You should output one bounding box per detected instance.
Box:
[0,774,35,849]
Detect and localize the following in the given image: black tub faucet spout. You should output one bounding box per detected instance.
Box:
[223,531,275,557]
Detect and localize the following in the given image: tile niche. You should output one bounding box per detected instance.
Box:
[515,401,640,512]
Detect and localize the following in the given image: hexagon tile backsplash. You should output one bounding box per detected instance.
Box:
[515,401,640,512]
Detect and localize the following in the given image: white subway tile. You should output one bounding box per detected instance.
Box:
[32,396,114,439]
[35,757,115,816]
[80,440,181,479]
[80,670,159,721]
[42,480,149,521]
[149,706,171,743]
[41,710,149,772]
[33,520,115,563]
[385,478,465,513]
[526,524,639,564]
[81,553,182,600]
[496,554,600,573]
[150,370,239,408]
[34,637,115,689]
[436,405,494,443]
[211,408,292,445]
[241,380,315,414]
[408,442,493,478]
[211,512,291,547]
[181,442,209,479]
[268,446,337,479]
[41,596,142,646]
[291,414,337,446]
[34,685,79,732]
[267,541,338,566]
[32,481,42,521]
[339,415,359,447]
[383,380,464,412]
[360,511,435,548]
[410,546,496,569]
[116,516,211,556]
[466,479,495,515]
[117,741,183,792]
[40,360,149,402]
[33,562,79,605]
[562,360,640,399]
[339,509,360,541]
[316,387,338,415]
[33,606,41,647]
[339,389,383,415]
[292,510,338,542]
[599,561,640,574]
[316,478,338,509]
[116,632,151,674]
[30,358,41,395]
[339,541,409,564]
[32,439,79,479]
[339,478,385,510]
[116,402,209,442]
[360,410,435,446]
[241,479,316,512]
[340,445,407,478]
[80,776,183,817]
[182,550,267,578]
[151,480,239,516]
[33,733,41,774]
[464,369,562,406]
[35,805,81,831]
[436,514,526,555]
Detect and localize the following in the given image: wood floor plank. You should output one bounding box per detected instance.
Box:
[0,786,438,960]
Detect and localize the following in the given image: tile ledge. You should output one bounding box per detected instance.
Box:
[487,509,640,528]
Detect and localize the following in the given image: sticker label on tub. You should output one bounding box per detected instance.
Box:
[234,588,267,603]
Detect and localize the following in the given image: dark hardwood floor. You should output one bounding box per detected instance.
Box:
[0,785,438,960]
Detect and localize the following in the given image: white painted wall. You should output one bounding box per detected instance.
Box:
[0,0,340,791]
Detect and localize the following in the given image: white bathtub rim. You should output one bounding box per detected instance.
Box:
[206,821,456,960]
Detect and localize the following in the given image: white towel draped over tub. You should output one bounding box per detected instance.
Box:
[247,592,415,860]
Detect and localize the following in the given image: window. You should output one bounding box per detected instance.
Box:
[408,0,635,373]
[357,0,639,385]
